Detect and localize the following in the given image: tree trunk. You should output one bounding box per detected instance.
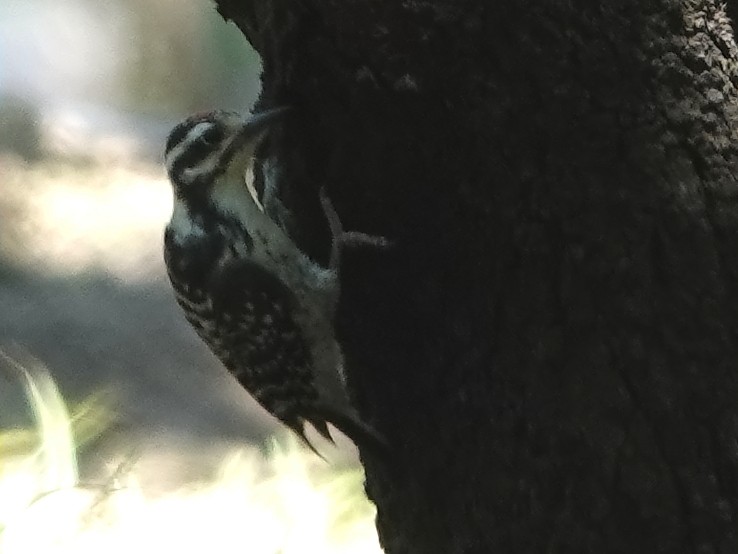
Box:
[213,1,738,552]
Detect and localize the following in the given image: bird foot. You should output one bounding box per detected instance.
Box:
[318,187,390,272]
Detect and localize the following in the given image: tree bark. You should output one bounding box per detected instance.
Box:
[213,1,738,552]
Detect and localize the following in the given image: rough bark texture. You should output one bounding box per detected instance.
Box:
[213,1,738,552]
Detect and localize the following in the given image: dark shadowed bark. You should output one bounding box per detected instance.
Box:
[212,1,738,552]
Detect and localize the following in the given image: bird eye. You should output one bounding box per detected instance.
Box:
[199,126,223,146]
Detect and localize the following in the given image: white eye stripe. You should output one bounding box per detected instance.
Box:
[180,147,222,183]
[187,121,216,143]
[165,121,217,176]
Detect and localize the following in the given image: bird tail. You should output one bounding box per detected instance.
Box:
[315,405,390,459]
[286,409,389,461]
[288,419,330,462]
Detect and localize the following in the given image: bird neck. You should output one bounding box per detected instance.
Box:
[208,173,266,229]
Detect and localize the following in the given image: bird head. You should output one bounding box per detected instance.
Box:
[164,108,288,197]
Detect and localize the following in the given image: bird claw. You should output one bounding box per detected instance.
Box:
[318,187,391,272]
[339,231,392,250]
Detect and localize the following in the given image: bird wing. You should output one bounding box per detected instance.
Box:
[208,256,334,445]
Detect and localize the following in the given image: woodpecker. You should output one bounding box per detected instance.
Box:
[163,109,387,457]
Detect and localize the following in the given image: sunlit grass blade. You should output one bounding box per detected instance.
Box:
[0,348,77,491]
[0,351,381,553]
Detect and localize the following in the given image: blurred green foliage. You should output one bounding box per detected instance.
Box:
[121,0,261,114]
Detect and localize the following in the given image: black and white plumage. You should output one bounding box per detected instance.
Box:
[162,109,386,456]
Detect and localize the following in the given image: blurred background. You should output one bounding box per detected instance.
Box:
[1,0,266,457]
[0,1,378,551]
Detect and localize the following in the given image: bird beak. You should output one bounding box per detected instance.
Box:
[221,107,290,168]
[234,107,291,144]
[243,106,291,134]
